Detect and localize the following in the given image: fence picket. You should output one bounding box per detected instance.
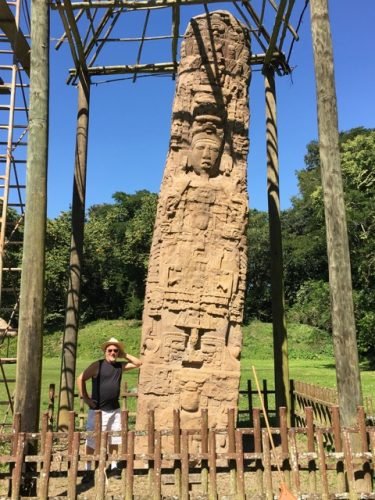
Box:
[305,407,317,494]
[181,429,189,500]
[235,429,245,499]
[173,409,182,496]
[253,408,263,495]
[125,431,134,500]
[67,431,80,498]
[11,432,25,500]
[96,430,108,498]
[262,428,273,500]
[208,429,217,500]
[201,408,208,495]
[357,406,372,493]
[38,431,53,499]
[279,406,291,488]
[316,428,329,500]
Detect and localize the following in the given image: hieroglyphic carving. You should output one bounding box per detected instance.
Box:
[136,11,251,445]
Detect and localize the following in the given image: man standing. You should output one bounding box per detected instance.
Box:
[77,337,142,482]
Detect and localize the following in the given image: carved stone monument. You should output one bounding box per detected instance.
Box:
[136,10,251,445]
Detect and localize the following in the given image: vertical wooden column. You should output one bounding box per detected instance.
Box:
[14,0,49,433]
[264,67,290,423]
[309,0,362,428]
[58,78,90,430]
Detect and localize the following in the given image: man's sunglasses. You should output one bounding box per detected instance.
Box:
[107,348,119,353]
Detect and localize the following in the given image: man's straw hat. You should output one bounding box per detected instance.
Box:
[101,337,125,358]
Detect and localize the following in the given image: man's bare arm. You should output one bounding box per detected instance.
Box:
[123,352,142,371]
[77,361,99,408]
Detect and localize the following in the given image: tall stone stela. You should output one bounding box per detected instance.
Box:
[136,11,251,443]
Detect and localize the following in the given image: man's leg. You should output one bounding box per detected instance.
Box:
[106,410,122,478]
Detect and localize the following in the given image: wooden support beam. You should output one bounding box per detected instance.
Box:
[263,0,287,67]
[82,7,99,49]
[57,80,90,431]
[68,53,289,78]
[55,9,84,50]
[95,35,177,42]
[240,0,271,45]
[70,61,176,77]
[56,0,89,87]
[133,9,150,82]
[264,67,290,424]
[231,2,268,54]
[87,10,122,68]
[14,0,49,433]
[56,1,82,72]
[309,0,362,428]
[84,8,117,58]
[0,0,30,76]
[267,0,298,40]
[51,0,245,11]
[171,3,180,76]
[278,0,296,52]
[259,0,266,25]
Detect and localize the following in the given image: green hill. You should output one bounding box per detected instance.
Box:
[0,319,333,360]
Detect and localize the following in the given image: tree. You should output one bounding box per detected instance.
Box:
[283,128,375,358]
[45,211,71,328]
[245,209,272,322]
[83,190,157,320]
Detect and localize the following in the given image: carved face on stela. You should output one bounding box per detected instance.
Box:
[188,122,223,179]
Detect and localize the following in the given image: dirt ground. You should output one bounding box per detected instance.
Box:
[0,468,276,499]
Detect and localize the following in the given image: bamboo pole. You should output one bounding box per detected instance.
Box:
[14,0,49,433]
[264,66,290,422]
[309,0,362,428]
[57,79,90,430]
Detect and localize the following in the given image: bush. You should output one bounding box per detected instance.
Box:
[287,280,331,332]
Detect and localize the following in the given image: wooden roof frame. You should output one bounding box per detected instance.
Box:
[50,0,303,86]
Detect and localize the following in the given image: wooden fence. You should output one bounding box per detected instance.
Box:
[292,380,375,427]
[1,406,375,499]
[45,379,375,432]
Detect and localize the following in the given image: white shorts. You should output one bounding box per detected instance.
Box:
[86,408,122,449]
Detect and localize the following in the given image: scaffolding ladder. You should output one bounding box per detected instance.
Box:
[0,0,30,427]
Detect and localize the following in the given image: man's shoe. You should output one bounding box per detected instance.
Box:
[81,470,95,484]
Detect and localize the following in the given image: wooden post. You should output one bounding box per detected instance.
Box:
[309,0,362,428]
[14,0,49,433]
[264,66,290,423]
[57,78,90,430]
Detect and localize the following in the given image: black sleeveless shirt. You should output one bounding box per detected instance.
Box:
[91,359,122,411]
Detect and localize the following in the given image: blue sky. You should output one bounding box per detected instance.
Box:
[47,0,375,219]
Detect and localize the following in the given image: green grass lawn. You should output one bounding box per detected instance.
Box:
[2,356,373,422]
[1,319,374,425]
